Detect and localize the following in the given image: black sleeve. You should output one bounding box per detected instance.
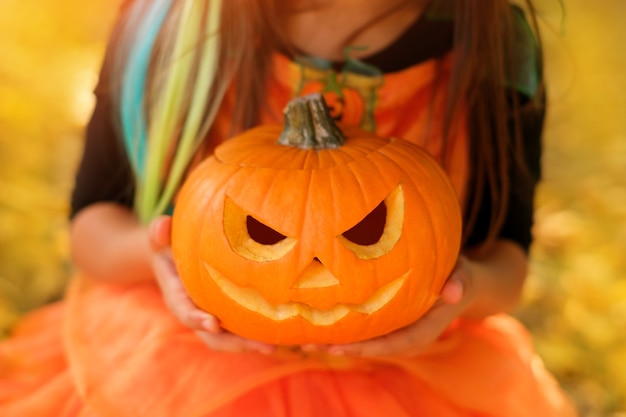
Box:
[70,2,136,219]
[464,92,545,251]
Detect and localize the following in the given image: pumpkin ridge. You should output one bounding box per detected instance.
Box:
[215,127,391,170]
[322,154,405,303]
[376,142,461,294]
[370,151,428,261]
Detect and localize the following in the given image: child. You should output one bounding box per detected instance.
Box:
[0,0,577,415]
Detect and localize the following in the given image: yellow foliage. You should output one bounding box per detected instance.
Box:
[0,0,123,330]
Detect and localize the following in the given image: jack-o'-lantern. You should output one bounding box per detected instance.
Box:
[172,94,462,345]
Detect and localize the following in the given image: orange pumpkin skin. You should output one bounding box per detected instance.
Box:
[172,115,462,345]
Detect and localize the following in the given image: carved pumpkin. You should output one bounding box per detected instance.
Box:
[172,94,462,345]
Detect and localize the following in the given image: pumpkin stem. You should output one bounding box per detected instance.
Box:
[278,93,346,149]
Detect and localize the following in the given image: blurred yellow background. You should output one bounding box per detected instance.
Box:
[0,0,624,415]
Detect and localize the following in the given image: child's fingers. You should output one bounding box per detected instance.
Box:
[149,217,276,355]
[148,215,172,250]
[327,300,462,357]
[440,256,472,305]
[195,330,276,355]
[326,335,392,357]
[440,274,464,305]
[152,252,219,333]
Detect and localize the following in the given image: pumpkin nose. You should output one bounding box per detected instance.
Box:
[292,259,340,289]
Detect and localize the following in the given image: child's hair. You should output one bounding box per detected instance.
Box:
[111,0,543,248]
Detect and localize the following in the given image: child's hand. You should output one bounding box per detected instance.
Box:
[305,257,476,358]
[148,215,276,355]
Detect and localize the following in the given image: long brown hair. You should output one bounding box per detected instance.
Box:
[446,0,543,248]
[121,0,543,243]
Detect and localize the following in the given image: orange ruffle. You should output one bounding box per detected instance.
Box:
[0,276,577,416]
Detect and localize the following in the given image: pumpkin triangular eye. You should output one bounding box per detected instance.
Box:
[247,216,287,245]
[338,185,404,260]
[224,197,296,262]
[341,201,386,245]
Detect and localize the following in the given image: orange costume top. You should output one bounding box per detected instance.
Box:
[216,53,470,206]
[0,3,576,417]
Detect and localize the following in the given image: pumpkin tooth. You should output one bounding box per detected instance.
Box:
[350,272,409,314]
[203,262,406,325]
[298,305,350,326]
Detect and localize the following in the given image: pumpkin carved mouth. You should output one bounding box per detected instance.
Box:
[203,262,408,326]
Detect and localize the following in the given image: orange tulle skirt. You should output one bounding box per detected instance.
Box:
[0,275,577,417]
